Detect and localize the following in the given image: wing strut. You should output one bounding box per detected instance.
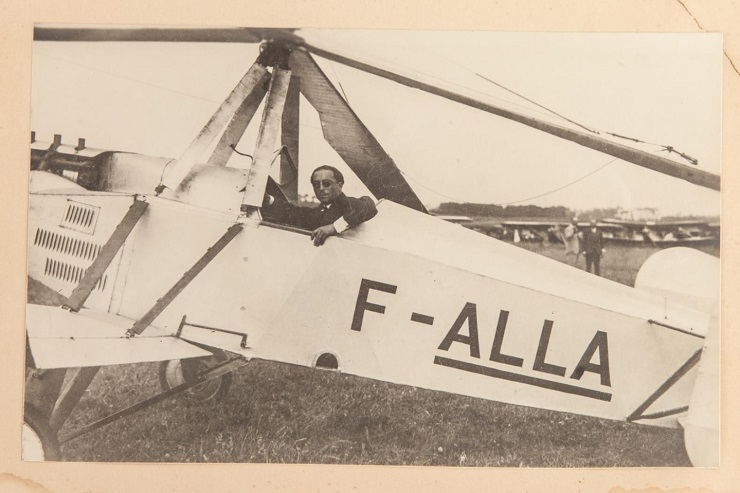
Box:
[156,62,269,194]
[125,223,244,337]
[64,198,149,312]
[49,367,100,432]
[58,356,248,445]
[279,75,301,201]
[241,67,292,212]
[206,72,271,167]
[290,48,428,212]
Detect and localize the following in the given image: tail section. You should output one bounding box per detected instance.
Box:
[682,306,720,466]
[635,247,719,314]
[634,247,719,466]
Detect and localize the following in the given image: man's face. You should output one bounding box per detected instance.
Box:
[311,169,343,205]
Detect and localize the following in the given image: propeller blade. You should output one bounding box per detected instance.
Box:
[298,43,721,192]
[33,26,299,44]
[32,25,719,191]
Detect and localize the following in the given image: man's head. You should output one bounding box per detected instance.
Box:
[571,217,579,225]
[311,166,344,205]
[590,219,597,228]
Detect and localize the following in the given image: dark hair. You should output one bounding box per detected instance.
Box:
[311,165,344,185]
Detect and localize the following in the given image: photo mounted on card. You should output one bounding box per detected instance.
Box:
[23,26,720,467]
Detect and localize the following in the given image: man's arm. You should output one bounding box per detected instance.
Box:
[312,195,377,247]
[337,195,378,229]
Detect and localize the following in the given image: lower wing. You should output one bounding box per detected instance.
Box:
[26,304,212,369]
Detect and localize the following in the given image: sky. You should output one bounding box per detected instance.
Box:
[30,29,722,217]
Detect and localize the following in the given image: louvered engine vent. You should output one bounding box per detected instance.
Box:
[60,200,99,235]
[33,228,101,261]
[43,258,107,291]
[33,227,107,292]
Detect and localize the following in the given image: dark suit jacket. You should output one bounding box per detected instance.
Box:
[581,228,604,256]
[261,192,377,231]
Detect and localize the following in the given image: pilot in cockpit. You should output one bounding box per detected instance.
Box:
[261,165,377,246]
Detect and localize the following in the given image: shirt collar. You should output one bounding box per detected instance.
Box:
[319,193,347,211]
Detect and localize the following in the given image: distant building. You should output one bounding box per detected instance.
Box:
[616,208,658,221]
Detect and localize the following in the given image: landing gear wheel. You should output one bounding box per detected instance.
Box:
[22,404,61,461]
[158,350,233,402]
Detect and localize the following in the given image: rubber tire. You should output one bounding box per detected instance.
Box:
[22,404,61,461]
[158,350,233,402]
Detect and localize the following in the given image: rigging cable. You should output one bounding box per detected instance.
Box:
[474,72,599,134]
[473,73,698,166]
[34,50,220,105]
[399,157,619,206]
[496,157,619,205]
[395,37,699,167]
[312,34,352,104]
[399,35,596,127]
[328,60,351,103]
[318,34,562,121]
[34,49,327,140]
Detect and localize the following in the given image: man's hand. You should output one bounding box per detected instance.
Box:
[311,224,337,246]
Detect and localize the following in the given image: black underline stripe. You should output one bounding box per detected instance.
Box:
[410,312,435,325]
[434,356,612,402]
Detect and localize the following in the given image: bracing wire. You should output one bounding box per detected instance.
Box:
[474,73,599,134]
[327,59,351,103]
[400,157,619,207]
[398,35,587,123]
[317,33,560,120]
[337,80,351,104]
[34,50,220,104]
[395,37,699,167]
[35,49,328,135]
[496,157,619,205]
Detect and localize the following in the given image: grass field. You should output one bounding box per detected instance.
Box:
[48,241,718,466]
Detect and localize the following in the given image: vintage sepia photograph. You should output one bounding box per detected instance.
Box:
[23,26,720,468]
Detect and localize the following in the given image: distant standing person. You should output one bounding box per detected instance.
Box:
[581,219,604,276]
[563,217,580,266]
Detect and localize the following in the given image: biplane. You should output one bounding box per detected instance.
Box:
[600,218,719,248]
[23,27,721,466]
[497,220,623,244]
[496,219,718,248]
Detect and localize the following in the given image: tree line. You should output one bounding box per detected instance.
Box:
[433,203,579,219]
